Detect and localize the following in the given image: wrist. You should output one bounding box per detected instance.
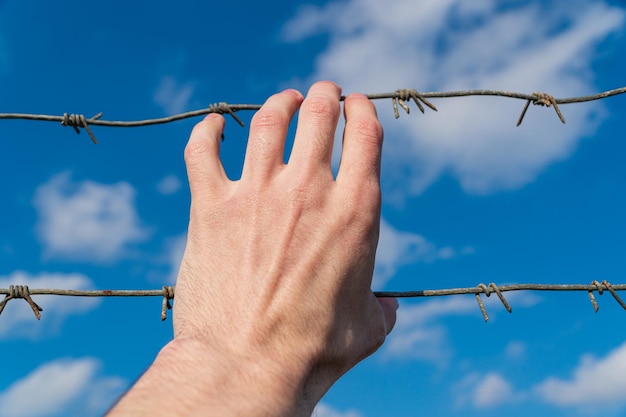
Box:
[109,336,321,417]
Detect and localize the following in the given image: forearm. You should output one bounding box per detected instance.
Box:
[107,337,320,417]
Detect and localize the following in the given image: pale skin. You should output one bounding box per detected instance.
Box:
[107,81,398,417]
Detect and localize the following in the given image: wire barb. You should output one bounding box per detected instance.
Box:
[161,285,175,321]
[61,112,103,144]
[208,102,245,127]
[474,282,512,322]
[602,280,626,310]
[487,282,512,313]
[0,285,43,320]
[588,280,603,313]
[475,290,489,322]
[517,92,566,126]
[392,89,438,119]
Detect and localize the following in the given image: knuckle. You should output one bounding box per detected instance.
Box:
[302,95,339,121]
[336,191,380,233]
[184,138,210,167]
[285,181,312,209]
[184,120,221,166]
[350,116,383,145]
[342,177,381,208]
[251,107,290,132]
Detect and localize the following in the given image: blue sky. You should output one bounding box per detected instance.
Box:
[1,0,626,416]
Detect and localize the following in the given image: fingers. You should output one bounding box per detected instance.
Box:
[242,89,304,182]
[336,94,383,187]
[377,297,399,335]
[289,81,342,173]
[184,114,228,196]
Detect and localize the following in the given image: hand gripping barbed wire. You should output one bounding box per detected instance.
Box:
[2,86,626,143]
[1,281,625,322]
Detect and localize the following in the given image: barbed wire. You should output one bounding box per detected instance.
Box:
[1,281,625,323]
[3,88,626,321]
[1,87,625,144]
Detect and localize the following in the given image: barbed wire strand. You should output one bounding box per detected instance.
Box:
[1,281,625,322]
[2,87,625,144]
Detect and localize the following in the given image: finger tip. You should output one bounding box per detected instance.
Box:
[345,92,368,100]
[309,80,342,97]
[282,88,305,101]
[188,115,226,150]
[203,113,226,124]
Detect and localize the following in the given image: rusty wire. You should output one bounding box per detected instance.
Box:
[1,280,625,322]
[1,86,625,144]
[2,87,626,320]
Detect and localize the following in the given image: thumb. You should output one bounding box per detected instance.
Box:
[376,297,399,335]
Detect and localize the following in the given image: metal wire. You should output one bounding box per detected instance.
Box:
[2,86,626,320]
[1,87,625,143]
[1,281,625,322]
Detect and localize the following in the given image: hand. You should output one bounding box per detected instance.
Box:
[108,81,397,417]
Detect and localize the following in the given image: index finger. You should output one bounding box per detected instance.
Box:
[184,114,229,197]
[336,93,384,187]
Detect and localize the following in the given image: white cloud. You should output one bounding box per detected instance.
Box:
[0,271,100,339]
[313,403,363,417]
[382,297,477,363]
[474,373,518,407]
[382,291,538,363]
[283,0,624,196]
[453,372,524,409]
[156,174,182,195]
[33,172,149,263]
[504,340,527,360]
[146,233,186,284]
[0,357,126,417]
[153,75,195,115]
[535,340,626,408]
[165,233,186,283]
[374,218,471,289]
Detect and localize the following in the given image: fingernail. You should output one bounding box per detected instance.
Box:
[283,89,304,100]
[204,113,222,121]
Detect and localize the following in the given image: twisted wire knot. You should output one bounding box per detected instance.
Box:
[208,102,245,127]
[61,112,102,144]
[601,280,626,310]
[587,280,626,312]
[161,285,175,321]
[0,285,43,320]
[588,280,604,313]
[392,89,438,119]
[474,282,512,322]
[517,91,566,126]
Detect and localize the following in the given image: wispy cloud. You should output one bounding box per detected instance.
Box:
[156,174,183,195]
[164,233,186,283]
[374,218,472,289]
[453,372,525,409]
[504,340,527,361]
[0,357,126,417]
[283,0,625,197]
[312,403,363,417]
[145,233,186,284]
[153,75,195,115]
[0,271,100,339]
[381,297,477,364]
[383,292,539,364]
[534,340,626,409]
[33,172,149,263]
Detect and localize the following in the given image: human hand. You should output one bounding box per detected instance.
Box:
[108,81,397,417]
